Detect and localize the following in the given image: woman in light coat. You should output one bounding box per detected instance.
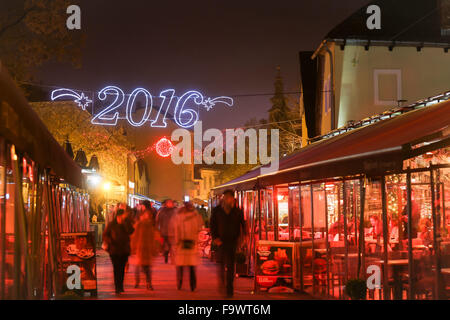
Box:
[171,202,204,291]
[131,210,157,290]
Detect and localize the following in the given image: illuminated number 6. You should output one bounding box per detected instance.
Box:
[126,88,153,127]
[91,86,124,126]
[174,91,202,128]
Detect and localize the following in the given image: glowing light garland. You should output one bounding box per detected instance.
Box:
[50,86,234,129]
[155,137,175,158]
[51,88,92,110]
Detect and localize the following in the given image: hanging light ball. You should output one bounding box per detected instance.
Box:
[155,137,175,158]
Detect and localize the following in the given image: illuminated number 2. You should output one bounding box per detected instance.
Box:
[126,88,153,127]
[91,86,124,126]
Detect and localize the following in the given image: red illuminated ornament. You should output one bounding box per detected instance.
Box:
[155,137,175,158]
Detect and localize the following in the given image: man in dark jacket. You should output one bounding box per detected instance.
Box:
[142,200,157,225]
[210,190,246,298]
[102,209,135,294]
[156,199,176,263]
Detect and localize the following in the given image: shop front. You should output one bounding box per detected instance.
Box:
[212,94,450,300]
[0,63,89,299]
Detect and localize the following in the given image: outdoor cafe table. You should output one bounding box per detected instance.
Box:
[335,253,360,258]
[379,259,409,300]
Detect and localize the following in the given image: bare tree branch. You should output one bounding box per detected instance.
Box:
[0,6,36,39]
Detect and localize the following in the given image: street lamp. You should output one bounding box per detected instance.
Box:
[87,174,102,188]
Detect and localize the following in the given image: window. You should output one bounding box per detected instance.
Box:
[374,69,402,106]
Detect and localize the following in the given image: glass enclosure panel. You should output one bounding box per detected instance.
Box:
[384,174,410,300]
[277,187,289,241]
[312,184,327,294]
[300,185,313,291]
[363,179,385,300]
[327,181,345,298]
[0,138,4,299]
[435,167,450,299]
[4,145,15,299]
[241,191,255,275]
[409,171,435,299]
[344,180,361,281]
[289,186,300,241]
[258,190,267,240]
[265,188,274,241]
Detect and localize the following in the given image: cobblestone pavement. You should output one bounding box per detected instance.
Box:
[93,250,314,300]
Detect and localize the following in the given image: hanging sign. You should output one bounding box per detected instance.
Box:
[51,86,234,129]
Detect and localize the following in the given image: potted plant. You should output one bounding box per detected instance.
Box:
[344,278,367,300]
[235,251,248,276]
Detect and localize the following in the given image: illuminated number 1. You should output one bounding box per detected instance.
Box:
[126,88,153,127]
[151,89,176,128]
[91,86,124,126]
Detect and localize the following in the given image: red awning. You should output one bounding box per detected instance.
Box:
[214,97,450,194]
[0,62,83,188]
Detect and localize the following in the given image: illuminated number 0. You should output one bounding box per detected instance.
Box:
[126,88,153,127]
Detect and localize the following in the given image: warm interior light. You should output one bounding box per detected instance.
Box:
[11,145,17,161]
[103,182,111,191]
[87,174,102,187]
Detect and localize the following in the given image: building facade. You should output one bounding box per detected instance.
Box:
[300,0,450,138]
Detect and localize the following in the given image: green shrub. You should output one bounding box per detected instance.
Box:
[344,278,367,300]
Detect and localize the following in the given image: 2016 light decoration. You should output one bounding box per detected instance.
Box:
[51,86,234,129]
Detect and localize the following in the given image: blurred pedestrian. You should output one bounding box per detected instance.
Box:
[102,208,134,294]
[198,204,209,228]
[156,199,177,263]
[171,202,203,291]
[210,190,246,298]
[142,200,157,225]
[131,207,157,290]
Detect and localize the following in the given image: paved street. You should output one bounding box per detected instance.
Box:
[94,250,314,300]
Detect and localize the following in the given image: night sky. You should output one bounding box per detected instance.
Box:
[39,0,370,130]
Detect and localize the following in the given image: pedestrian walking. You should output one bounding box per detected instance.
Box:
[142,200,157,225]
[171,202,203,291]
[131,208,157,290]
[198,204,209,228]
[102,208,135,294]
[156,199,177,263]
[210,190,247,298]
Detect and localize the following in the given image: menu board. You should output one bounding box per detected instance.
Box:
[60,232,97,294]
[255,241,295,293]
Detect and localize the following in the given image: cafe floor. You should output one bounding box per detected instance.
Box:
[91,249,316,300]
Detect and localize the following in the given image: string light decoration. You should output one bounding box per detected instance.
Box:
[133,137,176,159]
[50,86,234,129]
[155,137,175,158]
[51,88,92,110]
[132,126,248,160]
